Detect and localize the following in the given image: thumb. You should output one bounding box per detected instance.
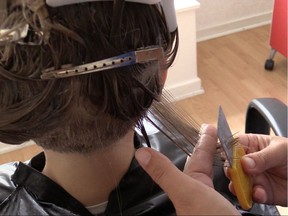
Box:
[241,142,287,175]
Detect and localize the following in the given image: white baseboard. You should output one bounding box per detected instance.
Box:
[197,12,272,42]
[165,78,204,101]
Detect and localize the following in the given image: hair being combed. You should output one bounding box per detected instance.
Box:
[0,0,178,152]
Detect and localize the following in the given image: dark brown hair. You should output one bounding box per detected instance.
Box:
[0,0,178,152]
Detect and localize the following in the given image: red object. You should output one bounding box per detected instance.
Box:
[269,0,287,58]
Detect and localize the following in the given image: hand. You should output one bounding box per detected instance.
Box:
[227,134,287,206]
[135,124,240,215]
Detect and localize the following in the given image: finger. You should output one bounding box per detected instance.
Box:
[185,124,218,177]
[224,166,231,179]
[228,181,236,195]
[135,147,195,202]
[230,180,269,204]
[241,139,287,175]
[252,185,268,204]
[238,134,271,153]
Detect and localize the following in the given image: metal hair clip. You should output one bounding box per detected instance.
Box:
[0,24,29,43]
[0,24,45,45]
[0,0,50,46]
[41,46,164,79]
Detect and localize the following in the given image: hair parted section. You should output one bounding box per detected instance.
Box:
[0,0,178,152]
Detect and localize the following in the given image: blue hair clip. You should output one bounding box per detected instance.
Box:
[41,46,164,79]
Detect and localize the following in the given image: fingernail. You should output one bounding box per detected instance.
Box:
[195,124,208,148]
[135,149,151,167]
[243,156,256,169]
[200,123,208,133]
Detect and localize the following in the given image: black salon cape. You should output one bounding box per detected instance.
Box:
[0,132,280,216]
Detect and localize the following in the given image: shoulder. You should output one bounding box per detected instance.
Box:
[0,159,89,216]
[0,161,19,203]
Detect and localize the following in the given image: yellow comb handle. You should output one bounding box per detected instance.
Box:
[229,144,253,210]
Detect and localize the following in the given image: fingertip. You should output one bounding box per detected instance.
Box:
[228,182,236,196]
[253,186,268,204]
[238,134,248,146]
[241,156,256,174]
[135,148,152,167]
[196,124,218,149]
[200,123,208,132]
[200,123,217,135]
[224,166,231,179]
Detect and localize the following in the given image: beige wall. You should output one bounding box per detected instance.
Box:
[196,0,274,41]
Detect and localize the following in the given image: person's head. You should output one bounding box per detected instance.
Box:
[0,0,178,153]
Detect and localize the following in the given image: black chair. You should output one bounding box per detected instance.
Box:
[245,98,287,137]
[238,97,287,215]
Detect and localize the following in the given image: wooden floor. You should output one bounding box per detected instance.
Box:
[177,24,287,134]
[0,25,287,164]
